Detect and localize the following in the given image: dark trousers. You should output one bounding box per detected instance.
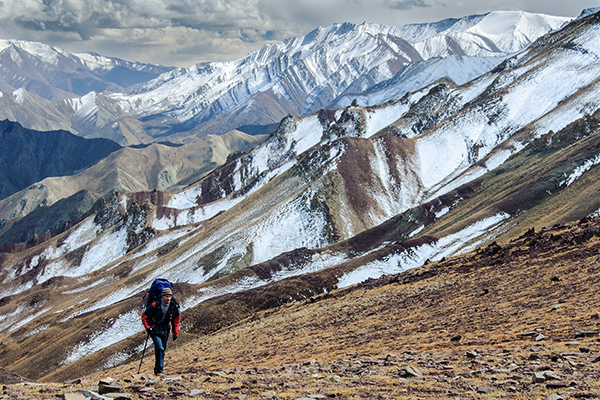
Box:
[151,334,169,374]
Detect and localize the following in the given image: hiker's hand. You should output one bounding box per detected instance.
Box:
[173,335,178,341]
[146,328,152,335]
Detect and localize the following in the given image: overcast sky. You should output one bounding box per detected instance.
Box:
[0,0,598,67]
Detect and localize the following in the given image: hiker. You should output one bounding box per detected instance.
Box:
[141,287,181,375]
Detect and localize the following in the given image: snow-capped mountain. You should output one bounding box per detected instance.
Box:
[0,11,568,146]
[1,9,599,382]
[110,11,568,129]
[0,39,172,100]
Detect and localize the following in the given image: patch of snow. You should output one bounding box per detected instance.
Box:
[364,102,412,138]
[251,196,329,265]
[0,304,49,335]
[167,186,202,209]
[408,225,425,238]
[588,208,600,218]
[291,116,325,155]
[66,229,128,277]
[24,324,50,338]
[63,310,142,365]
[435,206,451,218]
[561,154,600,187]
[12,88,24,105]
[338,212,510,287]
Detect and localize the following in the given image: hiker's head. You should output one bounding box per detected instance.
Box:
[161,288,172,303]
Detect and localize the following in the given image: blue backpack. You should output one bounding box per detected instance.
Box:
[146,278,172,306]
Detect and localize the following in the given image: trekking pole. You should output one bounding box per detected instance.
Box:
[138,332,150,374]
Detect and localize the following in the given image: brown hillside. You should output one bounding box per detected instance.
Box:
[5,216,600,399]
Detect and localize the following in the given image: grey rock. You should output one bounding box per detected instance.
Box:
[131,374,152,380]
[98,383,121,395]
[82,390,112,400]
[548,394,565,400]
[543,371,561,380]
[575,331,598,338]
[162,376,183,381]
[104,394,132,400]
[403,366,423,378]
[62,394,87,400]
[532,372,546,383]
[189,389,212,396]
[535,334,546,341]
[476,386,495,394]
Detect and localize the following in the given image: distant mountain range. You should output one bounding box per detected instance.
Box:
[1,7,600,382]
[0,11,569,146]
[0,120,122,200]
[0,40,173,99]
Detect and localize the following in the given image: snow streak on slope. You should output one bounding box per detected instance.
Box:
[337,212,511,287]
[63,310,141,365]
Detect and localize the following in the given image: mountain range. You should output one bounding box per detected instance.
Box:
[0,10,572,245]
[0,11,569,146]
[0,7,600,382]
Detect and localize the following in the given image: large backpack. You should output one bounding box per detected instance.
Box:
[145,278,172,306]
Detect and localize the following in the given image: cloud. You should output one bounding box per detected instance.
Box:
[383,0,434,10]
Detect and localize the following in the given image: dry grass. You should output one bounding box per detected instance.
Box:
[4,219,600,399]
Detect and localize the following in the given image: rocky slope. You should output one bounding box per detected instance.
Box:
[3,216,600,399]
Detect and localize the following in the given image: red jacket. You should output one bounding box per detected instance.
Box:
[142,299,180,337]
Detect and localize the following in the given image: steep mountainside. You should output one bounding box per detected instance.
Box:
[87,217,600,400]
[0,130,267,245]
[0,10,598,381]
[0,120,122,201]
[0,11,568,145]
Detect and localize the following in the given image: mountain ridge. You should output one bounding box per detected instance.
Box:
[0,127,267,245]
[0,119,122,200]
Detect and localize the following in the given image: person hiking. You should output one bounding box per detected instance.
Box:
[141,287,181,375]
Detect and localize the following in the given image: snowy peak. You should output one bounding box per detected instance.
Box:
[112,11,569,134]
[0,11,570,145]
[0,40,172,100]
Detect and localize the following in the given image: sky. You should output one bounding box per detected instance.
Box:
[0,0,598,67]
